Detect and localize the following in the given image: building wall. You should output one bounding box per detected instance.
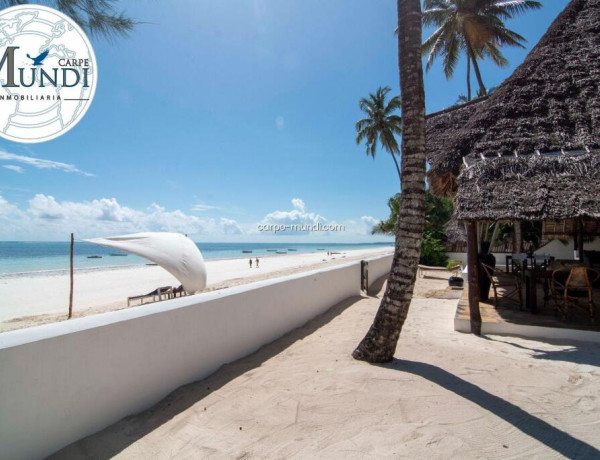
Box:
[535,237,600,260]
[448,237,600,267]
[0,254,392,460]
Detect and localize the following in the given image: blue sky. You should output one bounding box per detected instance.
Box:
[0,0,570,241]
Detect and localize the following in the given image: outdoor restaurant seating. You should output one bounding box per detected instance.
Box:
[482,263,523,309]
[551,267,600,324]
[484,253,600,324]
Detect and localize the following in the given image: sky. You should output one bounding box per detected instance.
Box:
[0,0,570,242]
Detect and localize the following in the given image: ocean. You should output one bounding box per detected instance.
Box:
[0,241,393,277]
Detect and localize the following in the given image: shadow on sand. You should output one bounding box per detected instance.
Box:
[485,336,600,367]
[379,359,599,459]
[367,273,387,297]
[49,277,390,459]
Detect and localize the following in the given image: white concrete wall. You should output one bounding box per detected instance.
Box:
[0,254,392,460]
[366,252,393,284]
[535,237,600,260]
[446,252,511,269]
[455,315,600,343]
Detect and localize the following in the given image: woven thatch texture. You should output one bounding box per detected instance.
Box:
[426,0,600,195]
[444,214,467,243]
[455,153,600,221]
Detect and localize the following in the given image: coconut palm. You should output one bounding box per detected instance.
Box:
[353,0,427,363]
[422,0,541,100]
[355,86,403,183]
[0,0,135,39]
[371,194,402,235]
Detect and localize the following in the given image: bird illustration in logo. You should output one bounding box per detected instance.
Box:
[27,49,49,66]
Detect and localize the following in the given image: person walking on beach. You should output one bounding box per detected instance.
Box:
[255,258,260,268]
[249,258,253,268]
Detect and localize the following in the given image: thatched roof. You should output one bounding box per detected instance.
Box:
[425,98,489,196]
[444,214,467,243]
[426,0,600,197]
[543,218,600,239]
[454,152,600,221]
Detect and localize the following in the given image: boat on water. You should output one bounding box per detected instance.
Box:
[87,255,102,259]
[266,249,277,252]
[109,253,127,256]
[242,250,252,253]
[275,251,287,254]
[317,248,325,250]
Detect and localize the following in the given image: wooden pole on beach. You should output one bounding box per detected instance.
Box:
[68,233,74,319]
[466,221,482,335]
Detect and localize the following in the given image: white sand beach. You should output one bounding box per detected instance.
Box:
[50,277,600,459]
[0,247,392,332]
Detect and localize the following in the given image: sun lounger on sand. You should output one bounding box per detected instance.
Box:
[418,264,462,278]
[127,286,173,307]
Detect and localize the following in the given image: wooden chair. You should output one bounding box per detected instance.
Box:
[551,267,600,324]
[482,263,523,308]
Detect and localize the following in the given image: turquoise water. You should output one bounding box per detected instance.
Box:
[0,241,393,276]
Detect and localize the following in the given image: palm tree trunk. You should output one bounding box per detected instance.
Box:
[466,56,471,101]
[353,0,426,363]
[390,152,401,184]
[465,39,486,96]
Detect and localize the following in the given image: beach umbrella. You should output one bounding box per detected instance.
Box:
[84,232,207,293]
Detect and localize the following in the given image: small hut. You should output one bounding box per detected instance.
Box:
[425,0,600,333]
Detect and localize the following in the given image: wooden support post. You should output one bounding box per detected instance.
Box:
[467,221,482,335]
[68,233,74,319]
[577,219,584,262]
[514,220,523,253]
[489,221,500,253]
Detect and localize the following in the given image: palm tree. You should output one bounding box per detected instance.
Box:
[353,0,427,363]
[0,0,135,39]
[371,194,402,235]
[422,0,541,100]
[355,86,403,183]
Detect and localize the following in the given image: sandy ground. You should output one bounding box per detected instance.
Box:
[0,248,392,332]
[50,277,600,459]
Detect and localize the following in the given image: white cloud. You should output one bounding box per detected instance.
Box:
[0,151,94,176]
[275,116,285,131]
[291,198,305,212]
[0,194,244,240]
[191,203,218,212]
[0,195,20,215]
[259,198,329,235]
[220,218,243,235]
[361,216,379,234]
[2,165,23,173]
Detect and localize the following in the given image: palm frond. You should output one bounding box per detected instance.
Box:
[0,0,139,39]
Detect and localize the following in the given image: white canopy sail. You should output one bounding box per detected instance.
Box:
[84,232,207,294]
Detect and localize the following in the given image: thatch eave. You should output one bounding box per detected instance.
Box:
[454,152,600,222]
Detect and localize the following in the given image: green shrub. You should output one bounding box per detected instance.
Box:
[446,259,462,270]
[420,232,448,267]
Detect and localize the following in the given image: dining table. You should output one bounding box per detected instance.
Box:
[523,267,553,313]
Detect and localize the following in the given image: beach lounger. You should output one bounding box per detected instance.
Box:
[418,264,461,278]
[170,285,188,299]
[127,286,173,307]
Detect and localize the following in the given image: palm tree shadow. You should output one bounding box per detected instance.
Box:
[484,336,600,367]
[378,359,599,459]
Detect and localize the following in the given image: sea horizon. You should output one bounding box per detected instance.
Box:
[0,241,393,276]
